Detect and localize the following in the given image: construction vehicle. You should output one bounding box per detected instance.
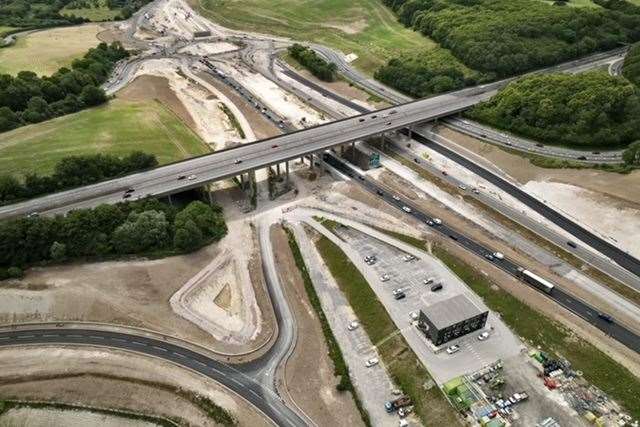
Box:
[385,396,412,413]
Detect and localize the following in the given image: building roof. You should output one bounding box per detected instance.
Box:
[421,295,486,329]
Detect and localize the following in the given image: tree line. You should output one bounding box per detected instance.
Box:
[0,0,82,29]
[0,42,128,133]
[0,198,228,280]
[377,0,640,97]
[623,42,640,87]
[65,0,154,19]
[288,43,338,82]
[0,151,158,205]
[466,72,640,149]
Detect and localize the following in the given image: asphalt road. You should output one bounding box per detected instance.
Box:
[404,128,640,278]
[0,327,305,427]
[322,153,640,355]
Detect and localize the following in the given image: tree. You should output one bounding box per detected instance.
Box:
[112,210,170,254]
[0,106,21,132]
[173,219,203,251]
[0,175,25,202]
[174,201,227,241]
[50,241,67,261]
[7,266,23,279]
[80,84,107,107]
[623,141,640,165]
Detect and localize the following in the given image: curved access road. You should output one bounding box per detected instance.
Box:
[0,327,306,427]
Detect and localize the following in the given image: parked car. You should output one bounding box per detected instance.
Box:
[380,274,390,282]
[478,331,490,341]
[423,277,434,285]
[409,311,419,321]
[430,283,443,292]
[446,345,460,355]
[402,254,415,262]
[393,289,406,300]
[365,357,379,367]
[347,321,359,331]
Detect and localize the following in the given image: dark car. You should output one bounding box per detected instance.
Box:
[376,190,384,196]
[577,156,587,160]
[177,175,187,180]
[598,313,614,323]
[125,188,135,194]
[430,283,443,292]
[394,292,406,300]
[567,241,577,249]
[536,143,544,147]
[414,158,420,163]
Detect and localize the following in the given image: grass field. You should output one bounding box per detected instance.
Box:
[314,219,461,426]
[62,6,121,21]
[0,99,209,178]
[374,227,640,420]
[193,0,435,75]
[0,24,102,76]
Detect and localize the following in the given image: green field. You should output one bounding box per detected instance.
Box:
[62,6,121,21]
[0,24,102,76]
[0,99,209,178]
[193,0,435,74]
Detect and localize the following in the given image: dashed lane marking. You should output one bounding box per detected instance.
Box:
[89,336,104,340]
[230,378,244,387]
[153,346,168,352]
[132,341,147,346]
[17,335,35,339]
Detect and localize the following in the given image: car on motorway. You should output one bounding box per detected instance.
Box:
[358,118,365,122]
[125,188,135,194]
[592,151,601,154]
[177,175,187,180]
[484,253,495,261]
[392,195,401,201]
[493,252,504,260]
[386,121,392,126]
[432,218,442,225]
[458,184,467,190]
[598,313,614,323]
[271,144,278,149]
[423,277,434,285]
[414,158,420,163]
[478,331,490,341]
[536,143,544,148]
[187,174,197,180]
[472,188,480,194]
[365,357,379,367]
[122,193,132,199]
[577,156,587,160]
[446,345,460,355]
[380,274,390,282]
[234,159,242,164]
[427,220,434,226]
[26,212,39,218]
[442,171,448,176]
[567,241,577,249]
[347,321,360,331]
[376,190,384,196]
[389,110,397,115]
[402,206,412,213]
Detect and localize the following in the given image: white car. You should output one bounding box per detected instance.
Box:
[458,184,467,190]
[432,218,442,225]
[409,311,419,321]
[402,254,415,262]
[187,174,197,180]
[380,274,390,282]
[478,331,490,341]
[446,345,460,355]
[392,195,401,201]
[347,321,359,331]
[365,357,379,367]
[402,206,412,213]
[423,277,434,285]
[472,188,480,195]
[493,252,504,260]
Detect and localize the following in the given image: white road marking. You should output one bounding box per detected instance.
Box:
[230,378,244,387]
[132,341,147,346]
[17,335,35,339]
[249,389,261,399]
[173,352,186,358]
[89,336,104,340]
[153,346,167,352]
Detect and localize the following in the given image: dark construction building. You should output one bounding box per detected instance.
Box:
[418,295,488,346]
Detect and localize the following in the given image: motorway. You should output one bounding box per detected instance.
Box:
[322,153,640,354]
[0,327,304,427]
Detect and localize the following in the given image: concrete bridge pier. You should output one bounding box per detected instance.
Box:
[285,161,290,185]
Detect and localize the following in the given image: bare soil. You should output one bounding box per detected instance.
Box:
[437,126,640,206]
[197,71,280,141]
[0,346,270,427]
[270,225,364,426]
[117,75,198,133]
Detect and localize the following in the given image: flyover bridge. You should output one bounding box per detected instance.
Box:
[0,84,501,219]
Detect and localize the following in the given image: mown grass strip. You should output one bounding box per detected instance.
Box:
[374,226,640,420]
[284,226,371,427]
[313,220,461,426]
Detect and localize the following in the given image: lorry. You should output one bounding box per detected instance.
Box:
[385,396,412,412]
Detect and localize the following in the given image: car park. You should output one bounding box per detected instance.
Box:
[347,321,359,331]
[446,345,460,355]
[365,357,379,367]
[478,331,490,341]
